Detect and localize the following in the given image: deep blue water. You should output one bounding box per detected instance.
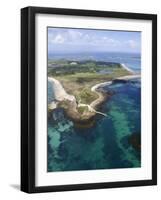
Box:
[47,52,141,172]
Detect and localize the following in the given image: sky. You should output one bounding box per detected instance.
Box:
[48,27,141,54]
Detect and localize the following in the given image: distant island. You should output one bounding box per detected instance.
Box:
[48,59,140,127]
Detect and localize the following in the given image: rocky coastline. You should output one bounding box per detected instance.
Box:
[48,67,140,127]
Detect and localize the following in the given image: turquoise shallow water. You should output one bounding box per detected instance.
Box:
[47,79,141,172]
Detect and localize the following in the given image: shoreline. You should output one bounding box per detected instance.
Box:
[48,64,141,124]
[48,77,76,102]
[90,74,141,108]
[120,63,135,74]
[48,77,76,110]
[91,63,140,92]
[91,74,141,91]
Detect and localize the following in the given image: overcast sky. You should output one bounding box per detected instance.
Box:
[48,27,141,54]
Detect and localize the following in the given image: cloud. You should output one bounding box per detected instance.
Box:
[90,36,121,47]
[48,29,121,48]
[127,40,138,48]
[68,30,83,40]
[51,34,65,44]
[48,28,141,53]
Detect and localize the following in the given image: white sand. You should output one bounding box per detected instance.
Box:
[48,66,140,113]
[120,63,135,74]
[48,77,76,110]
[91,74,140,92]
[116,74,141,80]
[91,81,113,92]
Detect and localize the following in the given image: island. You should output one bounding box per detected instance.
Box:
[48,60,140,127]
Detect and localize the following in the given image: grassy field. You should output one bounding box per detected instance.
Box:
[48,60,131,104]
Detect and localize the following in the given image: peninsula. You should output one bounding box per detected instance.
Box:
[48,60,140,126]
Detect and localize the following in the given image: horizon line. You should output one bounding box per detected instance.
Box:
[48,51,141,55]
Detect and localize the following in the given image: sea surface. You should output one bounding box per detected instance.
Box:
[47,52,141,172]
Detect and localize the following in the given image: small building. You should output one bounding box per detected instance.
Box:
[70,62,77,65]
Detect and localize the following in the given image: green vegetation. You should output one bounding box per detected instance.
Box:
[48,60,131,105]
[77,106,88,114]
[48,105,52,113]
[75,87,98,104]
[48,60,120,76]
[58,100,70,109]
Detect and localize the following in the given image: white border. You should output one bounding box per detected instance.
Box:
[35,14,152,186]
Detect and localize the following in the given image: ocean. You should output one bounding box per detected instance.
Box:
[47,52,141,172]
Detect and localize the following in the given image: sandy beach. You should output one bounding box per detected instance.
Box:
[91,74,140,93]
[120,63,135,74]
[48,64,140,116]
[90,67,140,110]
[48,77,76,109]
[48,77,76,102]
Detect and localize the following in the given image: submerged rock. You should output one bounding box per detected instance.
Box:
[113,79,127,84]
[52,108,65,121]
[128,133,141,152]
